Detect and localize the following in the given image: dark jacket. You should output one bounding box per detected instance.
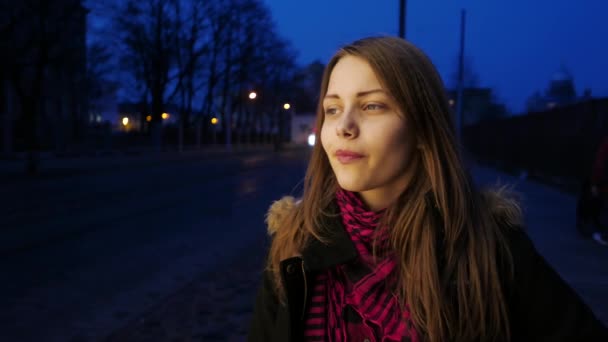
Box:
[248,192,608,341]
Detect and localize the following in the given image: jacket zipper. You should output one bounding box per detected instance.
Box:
[300,259,308,320]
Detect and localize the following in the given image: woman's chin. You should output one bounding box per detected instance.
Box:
[335,178,366,193]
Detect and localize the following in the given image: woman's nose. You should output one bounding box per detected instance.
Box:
[336,108,359,139]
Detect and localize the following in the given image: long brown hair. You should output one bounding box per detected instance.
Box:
[268,36,518,342]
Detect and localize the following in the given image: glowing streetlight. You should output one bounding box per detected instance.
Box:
[283,103,291,110]
[122,117,129,126]
[248,91,257,100]
[211,117,218,125]
[146,115,152,122]
[162,112,170,120]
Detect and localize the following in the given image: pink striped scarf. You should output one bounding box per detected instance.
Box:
[304,189,418,341]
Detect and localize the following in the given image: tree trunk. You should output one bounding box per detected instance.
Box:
[178,119,184,153]
[196,120,202,148]
[2,81,13,155]
[151,83,163,152]
[22,98,40,175]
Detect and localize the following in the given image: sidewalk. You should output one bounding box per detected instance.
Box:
[102,165,608,341]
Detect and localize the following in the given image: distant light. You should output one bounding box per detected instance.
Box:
[307,133,316,147]
[449,99,455,106]
[547,102,556,109]
[211,117,218,125]
[283,103,291,110]
[146,115,152,122]
[162,113,170,120]
[122,117,129,126]
[249,92,257,100]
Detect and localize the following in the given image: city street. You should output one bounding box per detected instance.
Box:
[0,148,310,341]
[0,150,606,341]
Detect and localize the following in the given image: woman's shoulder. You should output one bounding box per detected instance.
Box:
[478,186,534,256]
[476,186,540,276]
[265,196,301,236]
[479,186,524,229]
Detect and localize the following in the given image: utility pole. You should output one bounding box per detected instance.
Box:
[399,0,407,38]
[456,9,466,143]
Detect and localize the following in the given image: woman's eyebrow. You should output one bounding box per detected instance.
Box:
[356,89,385,97]
[324,89,385,100]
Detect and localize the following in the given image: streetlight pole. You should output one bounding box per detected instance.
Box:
[225,112,232,151]
[456,9,466,144]
[275,103,291,152]
[399,0,407,38]
[248,91,257,145]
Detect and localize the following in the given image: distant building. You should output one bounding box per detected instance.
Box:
[291,112,316,145]
[447,87,508,126]
[526,66,578,113]
[88,79,119,126]
[546,68,577,106]
[0,0,88,154]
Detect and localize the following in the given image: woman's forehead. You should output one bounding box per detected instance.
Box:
[326,56,384,97]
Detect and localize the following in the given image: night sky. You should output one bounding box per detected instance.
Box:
[263,0,608,114]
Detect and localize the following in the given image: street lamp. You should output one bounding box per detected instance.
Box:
[122,117,129,126]
[283,103,291,110]
[248,91,257,100]
[211,117,218,125]
[162,112,170,120]
[399,0,407,38]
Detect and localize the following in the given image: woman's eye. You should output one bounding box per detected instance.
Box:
[364,103,384,111]
[324,107,339,115]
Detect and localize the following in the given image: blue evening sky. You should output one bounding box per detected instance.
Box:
[263,0,608,114]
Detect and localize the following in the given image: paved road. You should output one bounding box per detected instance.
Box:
[0,148,310,342]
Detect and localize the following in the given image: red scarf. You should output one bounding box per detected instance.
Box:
[304,189,419,341]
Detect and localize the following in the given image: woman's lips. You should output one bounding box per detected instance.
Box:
[335,150,364,164]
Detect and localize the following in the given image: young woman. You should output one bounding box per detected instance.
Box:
[248,36,608,342]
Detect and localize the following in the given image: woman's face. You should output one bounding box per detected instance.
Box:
[321,55,416,210]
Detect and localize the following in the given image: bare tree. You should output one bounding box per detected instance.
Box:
[113,0,179,151]
[199,0,231,132]
[100,0,297,149]
[86,41,118,109]
[291,61,325,113]
[221,0,297,145]
[256,35,298,147]
[168,0,210,151]
[188,0,297,146]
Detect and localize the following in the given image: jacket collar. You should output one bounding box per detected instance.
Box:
[300,201,358,272]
